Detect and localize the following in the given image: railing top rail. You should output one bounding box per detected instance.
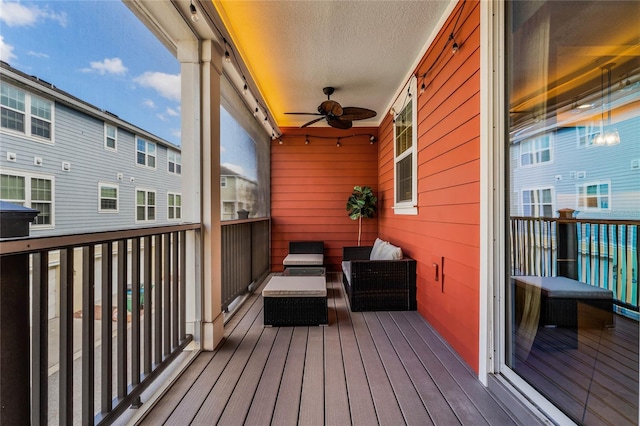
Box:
[510,216,640,226]
[0,223,202,256]
[221,217,271,226]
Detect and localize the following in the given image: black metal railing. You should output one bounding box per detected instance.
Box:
[221,218,270,310]
[510,215,639,314]
[0,223,200,425]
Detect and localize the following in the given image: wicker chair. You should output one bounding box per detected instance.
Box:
[342,246,417,312]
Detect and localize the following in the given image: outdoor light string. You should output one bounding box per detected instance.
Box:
[195,1,280,138]
[277,133,377,146]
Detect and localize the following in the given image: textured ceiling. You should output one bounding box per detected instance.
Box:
[212,0,452,128]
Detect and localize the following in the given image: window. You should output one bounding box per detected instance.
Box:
[519,134,553,166]
[105,124,117,151]
[521,188,554,217]
[168,192,181,220]
[136,137,156,168]
[221,176,227,188]
[393,76,417,214]
[168,150,181,175]
[576,124,600,148]
[136,189,156,222]
[99,183,118,212]
[0,172,54,227]
[577,182,610,210]
[1,82,53,142]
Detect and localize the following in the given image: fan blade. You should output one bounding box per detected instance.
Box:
[285,112,324,116]
[328,117,352,129]
[319,100,343,116]
[340,107,377,121]
[301,116,326,128]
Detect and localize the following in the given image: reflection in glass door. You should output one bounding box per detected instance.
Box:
[505,1,639,424]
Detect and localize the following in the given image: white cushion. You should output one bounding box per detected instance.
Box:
[370,238,403,260]
[341,261,352,284]
[262,276,326,297]
[283,253,324,266]
[369,238,386,260]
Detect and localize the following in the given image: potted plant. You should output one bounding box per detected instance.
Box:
[346,185,377,246]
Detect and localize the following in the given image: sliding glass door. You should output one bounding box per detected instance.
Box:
[505,1,639,424]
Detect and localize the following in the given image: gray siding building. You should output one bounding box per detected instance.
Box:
[0,62,182,237]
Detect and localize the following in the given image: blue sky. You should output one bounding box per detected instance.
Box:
[0,0,181,146]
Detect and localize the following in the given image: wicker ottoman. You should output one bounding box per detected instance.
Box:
[262,275,328,326]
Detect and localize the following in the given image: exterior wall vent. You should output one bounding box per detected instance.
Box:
[62,161,71,172]
[117,173,123,181]
[632,159,640,170]
[576,171,586,179]
[569,171,576,179]
[555,174,562,181]
[34,157,43,166]
[7,152,17,162]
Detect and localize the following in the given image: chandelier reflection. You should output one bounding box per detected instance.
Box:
[592,64,620,146]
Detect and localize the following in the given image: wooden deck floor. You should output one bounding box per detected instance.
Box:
[138,273,542,426]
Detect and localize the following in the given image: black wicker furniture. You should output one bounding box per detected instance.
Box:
[283,241,324,270]
[262,275,328,326]
[341,245,417,312]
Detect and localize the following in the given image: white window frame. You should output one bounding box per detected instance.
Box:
[98,182,119,213]
[168,150,181,175]
[135,188,156,223]
[0,169,55,228]
[1,82,54,144]
[167,192,182,220]
[135,136,156,169]
[576,124,600,149]
[392,75,418,215]
[221,176,227,188]
[520,187,554,217]
[576,181,611,211]
[104,123,117,151]
[518,133,553,167]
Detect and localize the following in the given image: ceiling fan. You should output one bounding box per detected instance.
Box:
[285,87,377,129]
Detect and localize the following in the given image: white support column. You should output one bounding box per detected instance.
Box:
[178,39,202,345]
[200,39,224,350]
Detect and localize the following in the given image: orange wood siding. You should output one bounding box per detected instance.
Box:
[271,128,378,271]
[377,0,481,372]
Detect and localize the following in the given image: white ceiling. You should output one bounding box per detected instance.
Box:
[210,0,453,128]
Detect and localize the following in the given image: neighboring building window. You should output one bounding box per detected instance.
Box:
[393,76,417,214]
[168,150,181,175]
[99,183,119,212]
[221,176,227,188]
[521,188,554,217]
[168,192,181,220]
[136,137,156,168]
[105,124,117,151]
[577,124,599,148]
[1,82,53,142]
[136,189,156,222]
[0,172,54,227]
[519,134,553,166]
[577,182,610,210]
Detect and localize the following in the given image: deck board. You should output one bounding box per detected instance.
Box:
[139,273,546,426]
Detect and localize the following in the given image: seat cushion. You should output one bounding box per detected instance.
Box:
[283,253,324,266]
[262,276,327,297]
[341,261,352,284]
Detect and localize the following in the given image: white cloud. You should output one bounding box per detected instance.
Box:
[134,71,180,102]
[156,113,168,122]
[0,36,16,62]
[171,129,181,140]
[82,58,127,76]
[165,107,179,117]
[27,50,49,59]
[222,162,245,176]
[0,1,67,27]
[142,99,156,109]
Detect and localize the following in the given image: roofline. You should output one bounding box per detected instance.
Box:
[0,61,180,152]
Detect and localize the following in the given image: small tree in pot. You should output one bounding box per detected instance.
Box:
[346,185,377,246]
